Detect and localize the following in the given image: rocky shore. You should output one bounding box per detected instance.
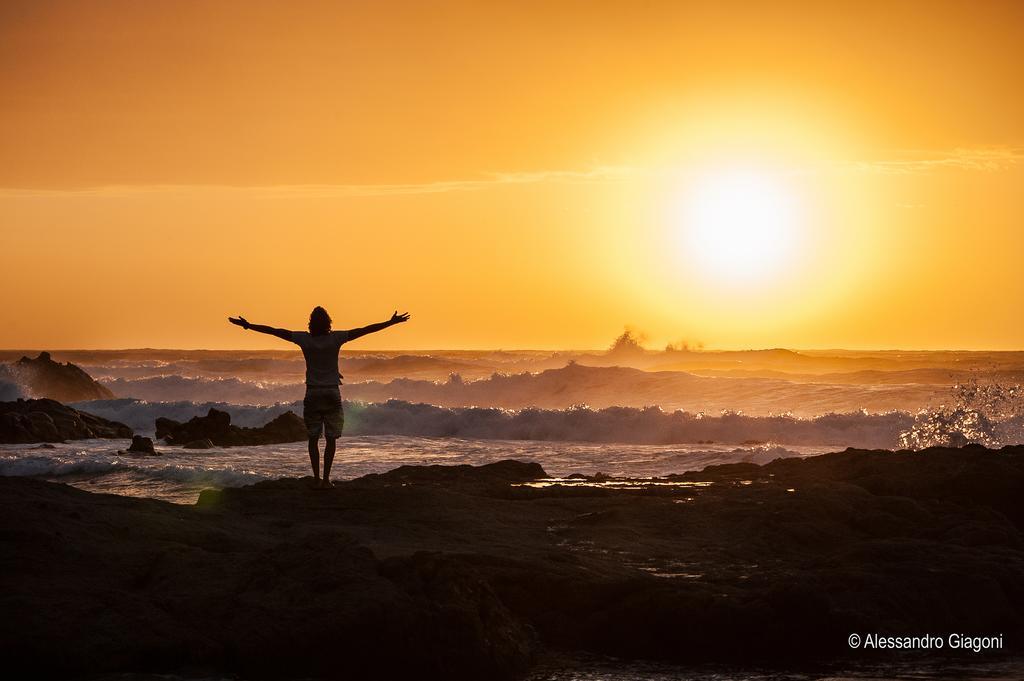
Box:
[1,446,1022,679]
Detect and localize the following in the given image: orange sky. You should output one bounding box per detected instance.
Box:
[1,1,1022,350]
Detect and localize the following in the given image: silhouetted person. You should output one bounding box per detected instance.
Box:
[228,307,410,488]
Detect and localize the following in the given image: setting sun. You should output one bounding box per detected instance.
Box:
[674,168,803,286]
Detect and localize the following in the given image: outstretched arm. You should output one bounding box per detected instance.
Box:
[228,316,293,342]
[345,311,411,343]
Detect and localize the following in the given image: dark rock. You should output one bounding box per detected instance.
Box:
[0,352,113,402]
[363,459,546,485]
[0,476,533,680]
[156,408,306,446]
[0,398,132,443]
[1,448,1023,679]
[182,438,215,449]
[125,435,157,455]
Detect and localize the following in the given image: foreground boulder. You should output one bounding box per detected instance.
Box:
[0,448,1021,679]
[0,398,132,443]
[156,408,306,446]
[0,351,113,402]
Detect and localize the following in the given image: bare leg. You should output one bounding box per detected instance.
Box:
[308,436,321,483]
[321,437,337,487]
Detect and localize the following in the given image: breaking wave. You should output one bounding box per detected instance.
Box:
[100,375,304,405]
[72,398,915,449]
[344,401,914,448]
[95,363,951,415]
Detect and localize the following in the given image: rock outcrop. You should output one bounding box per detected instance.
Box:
[1,447,1022,679]
[124,435,158,455]
[0,398,132,443]
[0,352,113,402]
[156,408,306,446]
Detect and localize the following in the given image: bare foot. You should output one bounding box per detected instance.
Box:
[319,479,334,489]
[310,478,322,489]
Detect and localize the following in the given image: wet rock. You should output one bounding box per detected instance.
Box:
[125,435,157,455]
[0,398,132,443]
[362,459,546,485]
[156,408,306,446]
[182,438,215,449]
[0,351,113,402]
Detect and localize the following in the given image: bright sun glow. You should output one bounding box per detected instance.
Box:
[675,168,803,285]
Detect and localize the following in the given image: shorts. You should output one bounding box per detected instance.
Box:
[303,386,344,439]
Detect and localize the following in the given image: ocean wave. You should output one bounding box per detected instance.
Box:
[0,454,128,477]
[0,453,267,487]
[85,357,306,379]
[338,363,949,417]
[71,398,914,448]
[344,401,914,448]
[91,362,952,415]
[100,375,304,405]
[131,464,267,487]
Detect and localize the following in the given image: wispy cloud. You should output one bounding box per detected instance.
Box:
[0,149,1015,199]
[0,165,639,199]
[838,146,1023,175]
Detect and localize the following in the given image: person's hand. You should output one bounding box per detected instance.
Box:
[228,316,250,329]
[390,311,411,325]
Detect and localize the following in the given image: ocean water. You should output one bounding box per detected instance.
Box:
[2,348,1022,504]
[0,435,829,504]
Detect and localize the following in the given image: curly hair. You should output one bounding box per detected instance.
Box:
[308,306,332,336]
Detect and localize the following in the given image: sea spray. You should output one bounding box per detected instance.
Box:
[899,379,1024,448]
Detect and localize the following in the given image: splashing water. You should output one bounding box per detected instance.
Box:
[899,378,1024,449]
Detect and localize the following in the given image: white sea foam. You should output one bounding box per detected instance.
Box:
[0,451,267,488]
[100,375,304,405]
[0,453,127,477]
